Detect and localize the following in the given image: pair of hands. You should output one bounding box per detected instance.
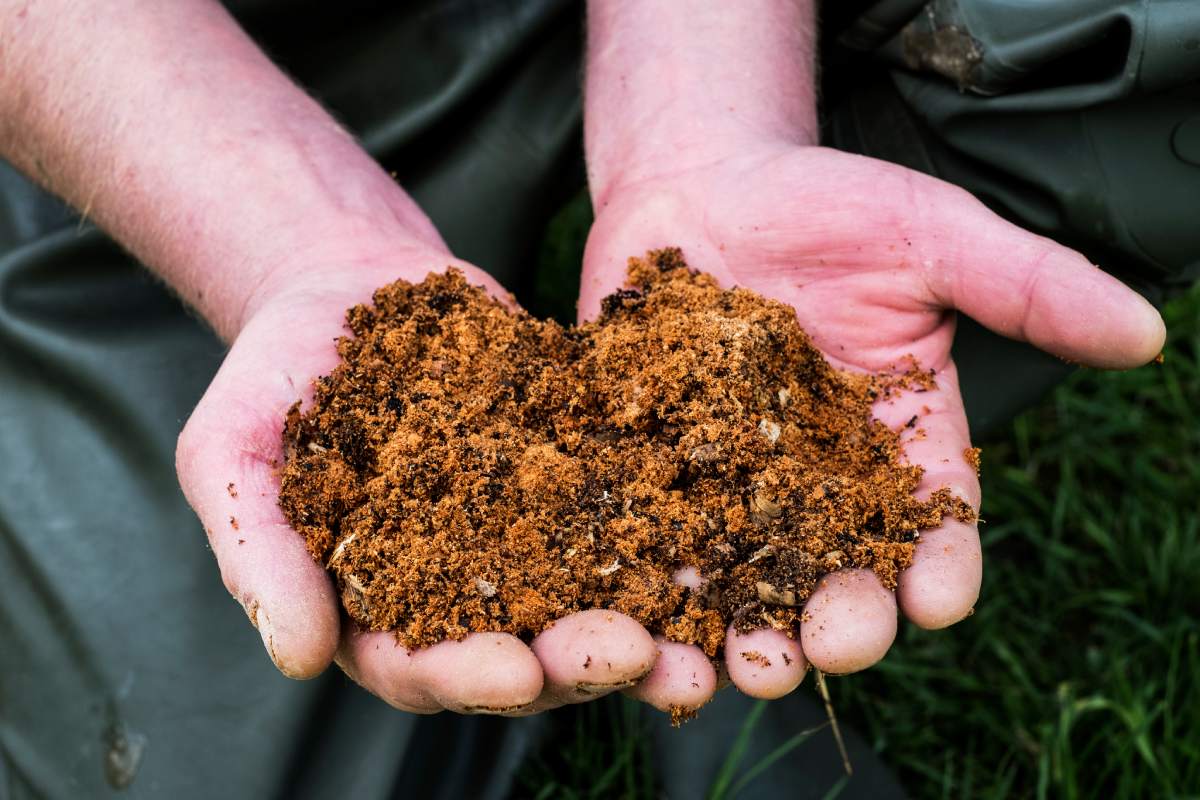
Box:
[176,141,1164,717]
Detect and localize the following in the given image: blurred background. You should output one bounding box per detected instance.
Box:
[513,193,1200,800]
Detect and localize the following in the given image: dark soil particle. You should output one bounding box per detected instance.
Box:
[741,651,771,668]
[669,704,699,726]
[278,249,974,653]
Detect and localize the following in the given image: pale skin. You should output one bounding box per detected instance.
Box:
[0,0,1165,718]
[584,0,1165,710]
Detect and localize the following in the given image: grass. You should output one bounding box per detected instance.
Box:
[835,283,1200,798]
[514,696,656,800]
[706,704,836,800]
[516,196,1200,798]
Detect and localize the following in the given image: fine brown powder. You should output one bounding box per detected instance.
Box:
[279,249,974,654]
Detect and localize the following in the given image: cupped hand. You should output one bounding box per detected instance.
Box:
[581,144,1165,709]
[175,244,660,715]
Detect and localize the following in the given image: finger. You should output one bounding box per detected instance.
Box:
[177,262,522,681]
[407,633,544,714]
[900,517,983,630]
[338,627,544,714]
[724,627,807,699]
[907,170,1165,368]
[873,363,981,511]
[878,366,984,629]
[530,609,658,707]
[623,637,717,714]
[335,627,442,714]
[767,153,1166,367]
[516,609,658,715]
[176,306,345,679]
[800,569,897,674]
[343,630,544,717]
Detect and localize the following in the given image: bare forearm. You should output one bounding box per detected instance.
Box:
[0,0,443,340]
[585,0,818,208]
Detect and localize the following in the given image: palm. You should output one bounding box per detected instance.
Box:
[176,249,670,715]
[581,144,1164,683]
[173,145,1162,717]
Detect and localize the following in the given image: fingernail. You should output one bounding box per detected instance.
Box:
[241,597,260,628]
[247,600,302,679]
[254,604,279,665]
[574,678,641,695]
[461,703,531,714]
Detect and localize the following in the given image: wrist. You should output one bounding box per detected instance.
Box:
[584,0,817,210]
[229,222,455,342]
[588,130,809,212]
[145,163,452,342]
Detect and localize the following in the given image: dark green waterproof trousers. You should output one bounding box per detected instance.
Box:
[2,1,1197,797]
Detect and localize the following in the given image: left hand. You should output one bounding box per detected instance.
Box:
[579,143,1165,709]
[177,237,675,716]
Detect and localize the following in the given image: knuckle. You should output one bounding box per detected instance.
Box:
[174,414,203,482]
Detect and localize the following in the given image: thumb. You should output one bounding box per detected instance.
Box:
[912,178,1164,368]
[176,302,342,679]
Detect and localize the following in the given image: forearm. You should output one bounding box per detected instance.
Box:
[584,0,818,208]
[0,0,444,340]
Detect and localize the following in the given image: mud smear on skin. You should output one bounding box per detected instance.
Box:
[279,249,974,655]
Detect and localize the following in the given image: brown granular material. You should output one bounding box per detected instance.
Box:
[740,651,772,668]
[964,446,982,474]
[669,705,699,726]
[278,249,974,653]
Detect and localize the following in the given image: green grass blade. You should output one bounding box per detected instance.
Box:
[707,700,767,800]
[727,723,828,797]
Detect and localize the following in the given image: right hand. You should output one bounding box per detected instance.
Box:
[174,241,688,715]
[580,143,1166,702]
